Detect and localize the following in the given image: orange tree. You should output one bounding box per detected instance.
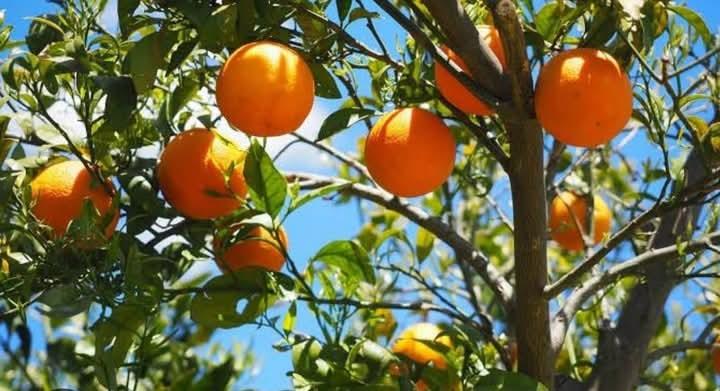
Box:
[0,0,719,390]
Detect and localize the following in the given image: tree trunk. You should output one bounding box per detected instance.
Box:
[585,150,709,391]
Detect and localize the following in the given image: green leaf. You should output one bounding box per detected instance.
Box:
[25,15,64,54]
[669,6,714,47]
[348,8,380,24]
[166,75,199,122]
[123,29,177,94]
[312,240,375,284]
[415,227,435,262]
[190,269,278,328]
[534,3,562,41]
[94,301,146,388]
[0,115,12,166]
[310,63,341,99]
[93,76,137,130]
[475,369,549,391]
[193,359,235,391]
[0,26,12,51]
[283,301,297,335]
[244,140,288,218]
[198,4,242,52]
[317,108,375,141]
[288,182,350,214]
[37,284,92,318]
[167,38,198,73]
[118,0,140,37]
[337,0,352,22]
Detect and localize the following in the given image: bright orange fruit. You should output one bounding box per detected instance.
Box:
[392,323,452,370]
[435,25,506,116]
[535,48,632,147]
[30,160,118,240]
[157,128,247,220]
[214,225,288,272]
[216,41,315,137]
[364,108,456,197]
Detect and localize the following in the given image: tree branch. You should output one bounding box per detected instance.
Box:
[551,231,720,354]
[287,172,515,311]
[544,169,720,299]
[586,149,713,391]
[420,0,509,105]
[374,0,505,108]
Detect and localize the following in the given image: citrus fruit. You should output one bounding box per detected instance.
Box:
[157,128,247,220]
[392,323,452,370]
[30,160,118,240]
[549,191,612,251]
[214,225,288,272]
[435,25,506,116]
[364,108,456,197]
[535,48,632,147]
[216,40,315,137]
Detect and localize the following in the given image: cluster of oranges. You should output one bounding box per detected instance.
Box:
[28,25,633,268]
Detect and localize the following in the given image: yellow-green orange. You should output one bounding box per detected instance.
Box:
[549,191,612,251]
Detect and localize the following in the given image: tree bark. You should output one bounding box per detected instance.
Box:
[585,149,710,391]
[420,0,553,387]
[492,1,553,388]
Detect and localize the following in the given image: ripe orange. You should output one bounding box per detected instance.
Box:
[216,41,315,137]
[30,160,118,239]
[549,191,612,251]
[435,26,507,116]
[157,128,247,220]
[214,225,288,272]
[535,48,632,148]
[364,108,456,197]
[392,323,452,370]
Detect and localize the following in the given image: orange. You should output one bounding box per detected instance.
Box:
[157,128,247,220]
[364,108,456,197]
[435,25,507,116]
[30,160,118,240]
[535,48,632,147]
[549,191,612,251]
[392,323,452,370]
[216,41,315,137]
[214,225,288,272]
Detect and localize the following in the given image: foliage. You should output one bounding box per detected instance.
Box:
[0,0,718,390]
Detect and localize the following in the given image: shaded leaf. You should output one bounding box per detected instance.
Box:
[317,108,374,141]
[123,29,178,94]
[93,76,137,130]
[312,240,375,284]
[310,63,341,99]
[288,182,349,214]
[244,140,288,218]
[190,269,278,328]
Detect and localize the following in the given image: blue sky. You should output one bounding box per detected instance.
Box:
[2,1,719,390]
